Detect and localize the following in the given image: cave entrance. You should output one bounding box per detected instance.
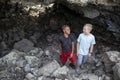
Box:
[38,3,120,51]
[0,1,120,57]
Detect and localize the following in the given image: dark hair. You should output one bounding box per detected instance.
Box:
[62,25,69,30]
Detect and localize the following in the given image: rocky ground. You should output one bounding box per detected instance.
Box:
[0,0,120,80]
[0,33,120,80]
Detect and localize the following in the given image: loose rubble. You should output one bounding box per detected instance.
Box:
[0,39,120,80]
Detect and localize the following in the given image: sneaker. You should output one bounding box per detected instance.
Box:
[69,63,76,69]
[80,64,84,69]
[75,68,80,75]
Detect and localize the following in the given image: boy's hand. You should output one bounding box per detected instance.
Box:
[77,52,80,56]
[70,52,73,58]
[88,53,92,57]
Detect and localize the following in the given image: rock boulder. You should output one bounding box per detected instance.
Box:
[79,73,99,80]
[37,60,60,76]
[0,49,25,64]
[52,66,69,78]
[14,39,34,52]
[113,62,120,80]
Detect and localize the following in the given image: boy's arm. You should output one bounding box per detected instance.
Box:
[77,34,81,56]
[70,42,74,58]
[70,34,75,58]
[77,42,80,56]
[89,44,94,57]
[71,42,74,54]
[89,44,94,53]
[59,43,62,55]
[89,36,96,56]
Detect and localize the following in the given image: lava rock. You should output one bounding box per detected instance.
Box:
[113,62,120,80]
[43,0,55,4]
[52,66,69,78]
[29,32,41,44]
[55,78,62,80]
[25,56,40,67]
[14,39,34,52]
[46,35,53,43]
[105,51,120,63]
[102,75,111,80]
[0,65,25,80]
[101,51,120,72]
[81,7,100,19]
[79,73,99,80]
[31,67,39,76]
[0,41,7,50]
[24,64,31,72]
[25,73,35,80]
[16,59,26,68]
[37,60,60,76]
[44,46,60,61]
[106,20,120,33]
[38,76,44,80]
[63,0,118,6]
[113,0,120,3]
[0,49,25,64]
[27,48,43,57]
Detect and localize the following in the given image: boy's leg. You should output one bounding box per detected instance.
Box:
[69,53,76,64]
[69,53,76,69]
[76,54,83,74]
[61,52,69,65]
[77,54,83,65]
[83,55,88,64]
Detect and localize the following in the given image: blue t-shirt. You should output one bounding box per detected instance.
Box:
[59,34,75,53]
[77,33,96,55]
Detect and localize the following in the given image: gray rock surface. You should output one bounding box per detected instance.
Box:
[27,48,43,57]
[113,62,120,80]
[63,0,119,6]
[52,66,69,78]
[79,73,99,80]
[44,46,60,61]
[0,49,25,64]
[25,73,35,80]
[24,64,31,72]
[25,56,40,67]
[38,76,44,80]
[37,60,60,76]
[16,59,26,67]
[14,39,34,52]
[105,51,120,63]
[81,7,100,19]
[101,51,120,72]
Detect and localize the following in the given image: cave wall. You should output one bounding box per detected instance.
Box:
[52,0,120,44]
[0,0,120,45]
[63,0,119,4]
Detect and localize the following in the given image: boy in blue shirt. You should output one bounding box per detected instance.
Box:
[76,24,96,74]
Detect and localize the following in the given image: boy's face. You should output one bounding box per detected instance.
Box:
[83,26,92,35]
[63,27,71,35]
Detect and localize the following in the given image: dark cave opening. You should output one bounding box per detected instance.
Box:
[39,2,120,49]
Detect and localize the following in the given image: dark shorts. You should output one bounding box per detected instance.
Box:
[61,52,76,64]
